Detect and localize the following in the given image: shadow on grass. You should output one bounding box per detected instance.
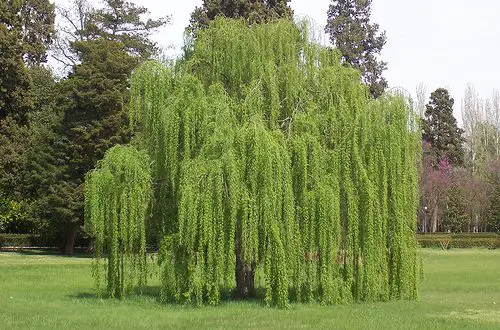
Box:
[145,287,269,307]
[134,285,161,298]
[72,292,98,300]
[69,286,162,302]
[69,286,268,307]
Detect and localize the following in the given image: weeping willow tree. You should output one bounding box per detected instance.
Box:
[86,18,420,307]
[84,145,152,298]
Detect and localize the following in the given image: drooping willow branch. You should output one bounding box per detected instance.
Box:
[84,145,152,298]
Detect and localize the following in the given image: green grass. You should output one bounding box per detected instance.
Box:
[0,249,499,329]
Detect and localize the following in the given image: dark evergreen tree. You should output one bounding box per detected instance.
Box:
[0,0,55,130]
[0,0,55,233]
[18,0,56,66]
[188,0,293,36]
[0,0,31,123]
[82,0,168,59]
[423,88,465,166]
[22,67,67,242]
[325,0,387,98]
[0,0,55,67]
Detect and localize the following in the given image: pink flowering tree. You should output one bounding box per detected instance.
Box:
[420,141,453,232]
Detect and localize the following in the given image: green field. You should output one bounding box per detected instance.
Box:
[0,249,499,329]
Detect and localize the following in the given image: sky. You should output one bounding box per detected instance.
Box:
[52,0,500,122]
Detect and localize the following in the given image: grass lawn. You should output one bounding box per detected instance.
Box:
[0,249,499,329]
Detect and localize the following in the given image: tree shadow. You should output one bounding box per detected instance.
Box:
[72,292,98,299]
[133,285,161,300]
[69,286,270,307]
[69,285,162,302]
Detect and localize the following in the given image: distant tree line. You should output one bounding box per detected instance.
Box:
[1,0,496,256]
[419,85,500,233]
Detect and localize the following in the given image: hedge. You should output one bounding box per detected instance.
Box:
[2,233,498,250]
[417,233,499,249]
[0,233,41,248]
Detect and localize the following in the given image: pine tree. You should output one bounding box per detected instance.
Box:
[325,0,387,98]
[423,88,465,166]
[188,0,293,36]
[82,0,168,60]
[0,0,55,233]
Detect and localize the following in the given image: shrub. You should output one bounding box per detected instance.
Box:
[0,233,41,248]
[417,233,499,249]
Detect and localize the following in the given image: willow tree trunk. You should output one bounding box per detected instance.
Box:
[235,224,255,298]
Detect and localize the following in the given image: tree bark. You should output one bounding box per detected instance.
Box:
[62,226,77,255]
[235,223,255,299]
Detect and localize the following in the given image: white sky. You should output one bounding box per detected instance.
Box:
[52,0,500,122]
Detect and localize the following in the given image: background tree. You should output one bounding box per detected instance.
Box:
[20,66,76,245]
[325,0,387,98]
[422,88,465,166]
[18,0,56,66]
[462,84,500,172]
[0,118,31,231]
[0,66,64,237]
[52,0,90,70]
[0,0,55,234]
[487,159,500,232]
[420,149,453,233]
[418,85,499,234]
[460,169,492,232]
[188,0,293,36]
[0,0,32,123]
[0,0,55,178]
[442,185,468,233]
[0,0,55,67]
[416,83,427,117]
[83,0,168,59]
[441,167,491,233]
[50,0,168,254]
[53,0,168,70]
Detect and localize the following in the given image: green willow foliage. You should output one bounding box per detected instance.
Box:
[88,18,420,307]
[84,145,152,298]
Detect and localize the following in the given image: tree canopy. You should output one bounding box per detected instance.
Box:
[86,18,421,307]
[188,0,293,36]
[0,0,55,67]
[325,0,387,98]
[81,0,168,59]
[0,0,55,123]
[0,1,56,238]
[423,88,465,166]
